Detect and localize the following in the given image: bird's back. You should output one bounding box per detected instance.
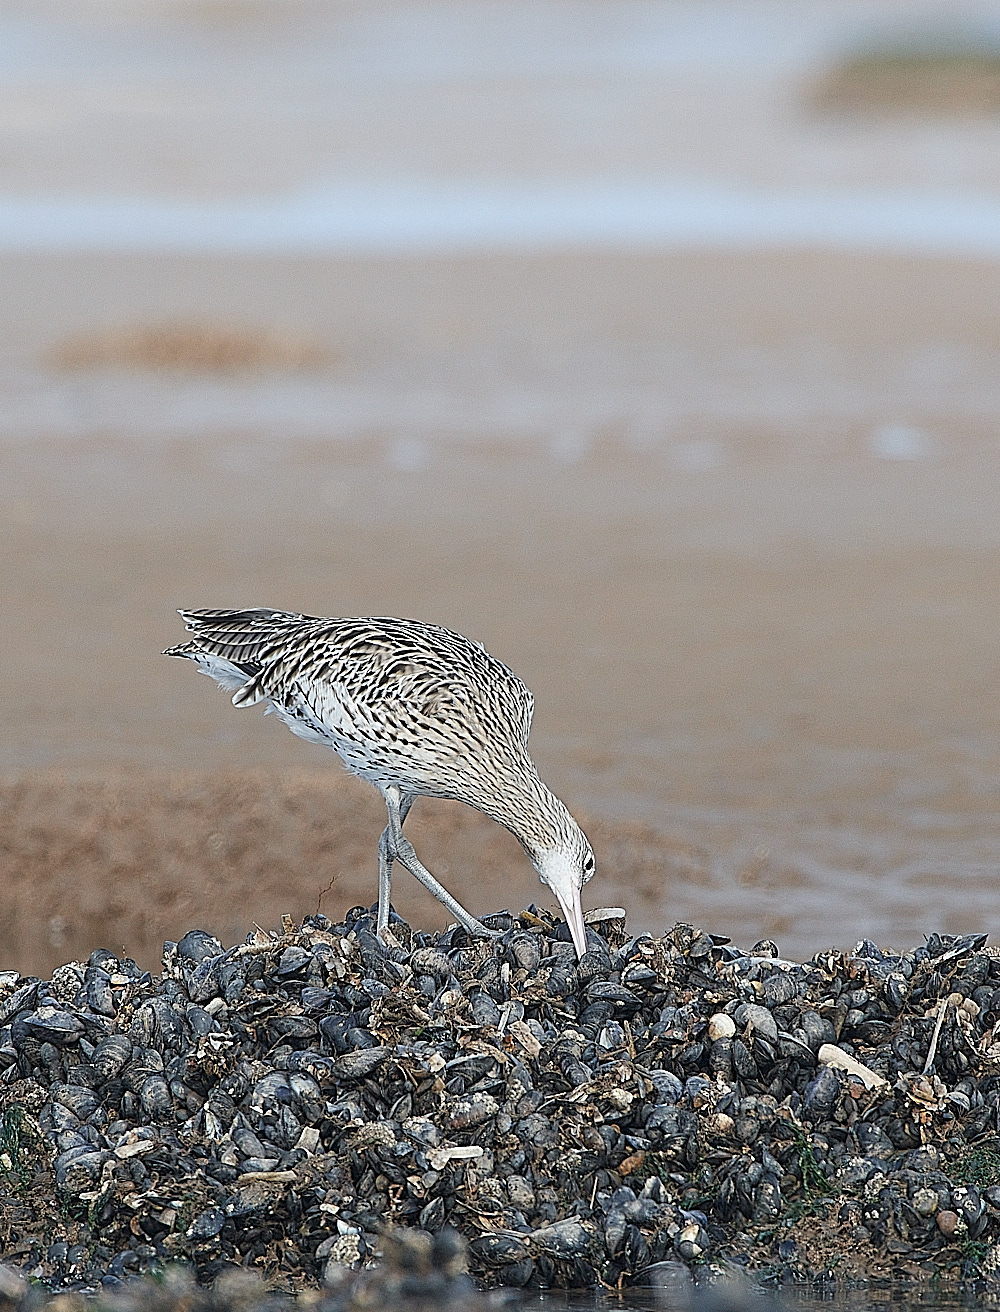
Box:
[167,609,535,799]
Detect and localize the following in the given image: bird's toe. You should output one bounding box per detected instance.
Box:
[470,921,503,940]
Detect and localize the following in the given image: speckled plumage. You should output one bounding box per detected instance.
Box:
[165,608,594,953]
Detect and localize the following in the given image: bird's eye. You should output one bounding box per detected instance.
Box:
[583,852,595,874]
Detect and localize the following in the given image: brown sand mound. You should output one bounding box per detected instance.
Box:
[0,771,706,976]
[47,321,331,373]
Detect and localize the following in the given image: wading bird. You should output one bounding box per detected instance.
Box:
[165,609,594,956]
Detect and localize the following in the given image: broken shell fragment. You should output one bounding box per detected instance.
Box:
[817,1042,886,1089]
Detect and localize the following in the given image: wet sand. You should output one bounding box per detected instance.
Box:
[3,248,1000,971]
[0,771,708,977]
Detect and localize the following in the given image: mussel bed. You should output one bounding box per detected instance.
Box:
[1,907,1000,1293]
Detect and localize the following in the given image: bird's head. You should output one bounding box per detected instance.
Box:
[532,824,595,960]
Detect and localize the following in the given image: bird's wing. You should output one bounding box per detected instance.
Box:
[167,610,537,751]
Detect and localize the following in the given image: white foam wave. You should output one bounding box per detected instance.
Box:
[2,180,1000,256]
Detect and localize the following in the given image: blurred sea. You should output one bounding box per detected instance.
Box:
[3,0,1000,250]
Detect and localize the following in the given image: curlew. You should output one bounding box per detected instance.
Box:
[165,609,595,956]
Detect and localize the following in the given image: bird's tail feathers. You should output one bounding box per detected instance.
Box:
[231,670,268,708]
[178,606,304,628]
[165,645,264,702]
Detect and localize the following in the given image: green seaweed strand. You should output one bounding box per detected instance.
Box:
[0,1105,28,1184]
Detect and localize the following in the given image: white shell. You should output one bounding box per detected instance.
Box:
[708,1013,736,1041]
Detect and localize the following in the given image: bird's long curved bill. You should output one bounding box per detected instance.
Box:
[553,885,588,959]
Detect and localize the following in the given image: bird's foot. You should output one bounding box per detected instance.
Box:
[376,925,404,953]
[467,920,504,941]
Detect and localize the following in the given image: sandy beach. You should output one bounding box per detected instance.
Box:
[2,246,1000,970]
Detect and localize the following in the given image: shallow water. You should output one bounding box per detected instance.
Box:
[3,0,1000,241]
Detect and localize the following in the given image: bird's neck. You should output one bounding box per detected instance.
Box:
[471,759,573,860]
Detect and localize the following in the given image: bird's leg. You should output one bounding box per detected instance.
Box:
[376,827,393,941]
[382,786,500,940]
[377,792,414,942]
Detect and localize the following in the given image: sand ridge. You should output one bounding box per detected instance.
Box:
[0,770,708,976]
